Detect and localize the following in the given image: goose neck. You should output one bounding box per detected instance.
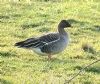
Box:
[58,27,67,35]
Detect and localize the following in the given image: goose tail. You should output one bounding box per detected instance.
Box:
[14,37,38,48]
[15,41,25,47]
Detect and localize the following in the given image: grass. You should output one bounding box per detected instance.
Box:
[0,0,100,84]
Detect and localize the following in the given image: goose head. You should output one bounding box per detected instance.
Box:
[58,20,71,28]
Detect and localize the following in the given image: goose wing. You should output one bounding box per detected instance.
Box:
[15,33,60,48]
[40,33,59,43]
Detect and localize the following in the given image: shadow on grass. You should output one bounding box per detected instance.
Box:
[0,15,10,19]
[0,78,12,84]
[0,51,16,57]
[11,14,21,18]
[91,25,100,32]
[13,33,27,38]
[0,14,21,23]
[67,19,91,36]
[67,19,100,32]
[75,66,100,74]
[0,14,21,19]
[0,44,7,47]
[39,57,76,64]
[21,19,55,30]
[21,23,40,29]
[0,15,10,23]
[39,27,50,32]
[67,19,90,26]
[27,57,76,65]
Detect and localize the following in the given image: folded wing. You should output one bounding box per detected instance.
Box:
[15,33,59,49]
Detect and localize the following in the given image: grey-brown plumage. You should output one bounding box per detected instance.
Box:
[15,20,72,60]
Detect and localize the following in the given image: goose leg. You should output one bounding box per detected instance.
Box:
[48,54,51,60]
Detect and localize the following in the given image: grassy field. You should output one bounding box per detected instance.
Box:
[0,0,100,84]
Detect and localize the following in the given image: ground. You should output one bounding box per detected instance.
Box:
[0,0,100,84]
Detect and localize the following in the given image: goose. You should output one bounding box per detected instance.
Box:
[15,20,72,60]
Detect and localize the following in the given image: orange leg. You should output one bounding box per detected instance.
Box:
[48,54,52,60]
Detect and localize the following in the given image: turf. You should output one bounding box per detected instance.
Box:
[0,0,100,84]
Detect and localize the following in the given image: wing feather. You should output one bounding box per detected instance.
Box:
[15,33,59,49]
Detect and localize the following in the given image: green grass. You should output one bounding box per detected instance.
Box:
[0,0,100,84]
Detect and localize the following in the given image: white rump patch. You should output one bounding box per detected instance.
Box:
[32,48,47,56]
